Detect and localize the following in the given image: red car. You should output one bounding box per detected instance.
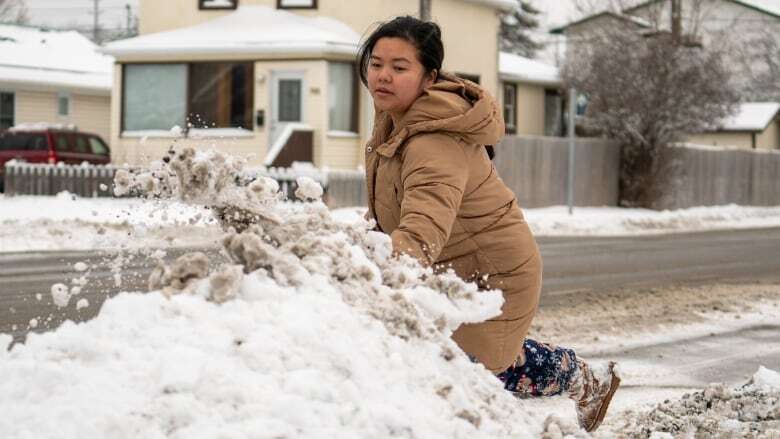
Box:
[0,126,111,191]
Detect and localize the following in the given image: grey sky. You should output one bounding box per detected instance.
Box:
[23,0,139,31]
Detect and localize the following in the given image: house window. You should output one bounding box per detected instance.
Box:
[457,73,480,84]
[503,83,517,134]
[58,93,70,117]
[544,89,563,137]
[0,92,13,129]
[123,64,187,131]
[277,0,317,9]
[328,62,358,133]
[198,0,237,10]
[189,62,254,129]
[122,62,254,132]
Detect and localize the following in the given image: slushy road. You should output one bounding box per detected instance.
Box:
[2,227,779,342]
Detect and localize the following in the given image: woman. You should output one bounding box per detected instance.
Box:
[358,16,620,432]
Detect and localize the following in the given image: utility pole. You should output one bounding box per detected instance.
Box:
[420,0,431,21]
[92,0,101,43]
[671,0,682,43]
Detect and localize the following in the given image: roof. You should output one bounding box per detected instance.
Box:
[0,24,112,93]
[550,10,652,34]
[716,102,780,132]
[499,52,561,86]
[461,0,517,12]
[553,0,779,34]
[624,0,780,18]
[103,6,361,60]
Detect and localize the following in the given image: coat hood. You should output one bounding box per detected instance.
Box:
[372,72,505,157]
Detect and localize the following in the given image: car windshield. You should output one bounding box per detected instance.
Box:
[0,132,47,151]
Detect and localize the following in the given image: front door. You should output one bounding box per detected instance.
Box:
[270,71,305,147]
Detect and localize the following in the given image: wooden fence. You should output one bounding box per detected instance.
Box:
[5,138,779,210]
[657,144,780,209]
[494,136,621,207]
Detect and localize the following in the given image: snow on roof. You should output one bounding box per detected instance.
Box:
[499,52,561,86]
[0,24,112,93]
[718,102,780,132]
[733,0,780,18]
[461,0,516,12]
[103,6,361,59]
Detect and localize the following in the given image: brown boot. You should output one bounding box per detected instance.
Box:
[568,360,621,432]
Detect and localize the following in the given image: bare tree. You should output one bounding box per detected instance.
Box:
[563,27,739,208]
[0,0,29,24]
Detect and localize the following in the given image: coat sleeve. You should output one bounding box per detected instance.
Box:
[390,134,468,266]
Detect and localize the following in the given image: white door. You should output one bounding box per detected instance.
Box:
[270,71,305,146]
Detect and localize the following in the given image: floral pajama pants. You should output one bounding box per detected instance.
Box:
[495,339,580,397]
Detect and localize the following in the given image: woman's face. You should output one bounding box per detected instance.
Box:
[367,37,436,116]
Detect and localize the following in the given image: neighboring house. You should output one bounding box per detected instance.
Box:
[687,102,780,149]
[0,24,113,140]
[103,0,515,169]
[550,0,780,101]
[498,52,565,137]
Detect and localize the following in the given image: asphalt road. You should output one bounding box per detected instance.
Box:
[1,227,780,344]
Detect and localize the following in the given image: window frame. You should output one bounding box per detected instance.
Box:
[0,91,14,130]
[503,83,517,135]
[198,0,238,10]
[327,61,359,134]
[58,92,71,117]
[276,0,317,10]
[121,61,254,135]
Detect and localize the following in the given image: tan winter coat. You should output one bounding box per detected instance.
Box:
[365,73,542,373]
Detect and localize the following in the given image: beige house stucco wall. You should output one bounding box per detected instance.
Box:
[137,0,501,97]
[11,89,110,141]
[686,132,753,149]
[757,119,779,149]
[515,83,546,136]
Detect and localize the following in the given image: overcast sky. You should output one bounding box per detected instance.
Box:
[23,0,582,31]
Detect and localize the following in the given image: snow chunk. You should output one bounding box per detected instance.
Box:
[50,283,71,308]
[73,262,88,272]
[76,298,89,310]
[294,176,324,201]
[749,366,780,390]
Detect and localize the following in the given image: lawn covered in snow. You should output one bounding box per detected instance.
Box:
[2,192,780,253]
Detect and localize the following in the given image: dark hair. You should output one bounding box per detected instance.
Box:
[357,16,444,87]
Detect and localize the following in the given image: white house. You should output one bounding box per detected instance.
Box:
[0,24,113,140]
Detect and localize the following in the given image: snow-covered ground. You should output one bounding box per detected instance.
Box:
[2,193,780,253]
[1,148,778,437]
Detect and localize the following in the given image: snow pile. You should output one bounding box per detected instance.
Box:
[0,147,545,438]
[613,368,780,437]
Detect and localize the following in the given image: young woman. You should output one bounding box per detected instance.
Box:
[358,16,620,432]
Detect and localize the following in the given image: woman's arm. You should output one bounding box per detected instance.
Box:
[391,133,468,267]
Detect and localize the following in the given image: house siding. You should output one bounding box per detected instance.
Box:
[12,89,110,141]
[757,118,779,149]
[515,83,546,136]
[686,132,753,149]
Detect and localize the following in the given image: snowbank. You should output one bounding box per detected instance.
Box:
[0,147,542,438]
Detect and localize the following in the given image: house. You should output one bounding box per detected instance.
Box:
[0,24,112,140]
[550,0,780,101]
[102,0,515,169]
[686,102,780,149]
[499,52,565,137]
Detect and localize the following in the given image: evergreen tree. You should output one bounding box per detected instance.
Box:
[500,1,542,58]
